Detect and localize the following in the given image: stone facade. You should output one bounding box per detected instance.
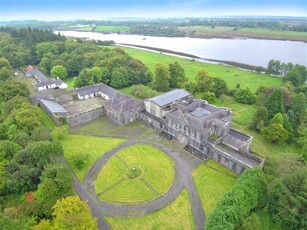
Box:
[142,92,264,174]
[104,93,143,125]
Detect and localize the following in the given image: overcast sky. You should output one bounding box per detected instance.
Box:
[1,0,306,20]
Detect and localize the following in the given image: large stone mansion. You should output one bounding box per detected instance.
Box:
[33,77,263,174]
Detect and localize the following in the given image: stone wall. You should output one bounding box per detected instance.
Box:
[67,108,104,127]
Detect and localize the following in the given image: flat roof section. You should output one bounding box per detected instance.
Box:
[190,107,211,118]
[148,89,190,107]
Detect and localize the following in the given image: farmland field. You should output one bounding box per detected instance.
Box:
[61,134,126,181]
[178,26,307,42]
[105,189,194,229]
[119,46,283,92]
[94,25,130,32]
[193,160,238,215]
[95,144,175,203]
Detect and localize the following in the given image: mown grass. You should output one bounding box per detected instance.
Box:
[96,144,175,203]
[99,179,154,203]
[193,160,238,215]
[61,134,126,182]
[116,144,175,194]
[95,25,130,32]
[95,156,126,192]
[119,46,283,92]
[105,189,194,230]
[37,108,56,129]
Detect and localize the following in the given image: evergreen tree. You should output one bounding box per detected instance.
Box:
[264,89,284,119]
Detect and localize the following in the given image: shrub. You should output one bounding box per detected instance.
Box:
[234,87,256,104]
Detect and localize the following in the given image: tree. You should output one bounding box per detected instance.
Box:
[234,87,257,104]
[266,59,281,75]
[195,70,212,92]
[35,163,72,218]
[291,93,307,124]
[169,61,186,88]
[110,68,128,88]
[52,196,98,230]
[205,168,266,230]
[0,66,11,81]
[51,65,68,79]
[261,123,289,144]
[51,126,69,140]
[264,89,284,119]
[90,66,103,84]
[153,63,170,92]
[202,91,216,103]
[271,112,283,125]
[36,42,58,61]
[283,65,307,87]
[211,77,228,97]
[238,213,262,230]
[268,167,307,230]
[0,57,12,70]
[250,106,269,131]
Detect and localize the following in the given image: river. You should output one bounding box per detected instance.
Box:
[55,30,307,67]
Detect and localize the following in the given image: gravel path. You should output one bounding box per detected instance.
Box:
[66,137,206,229]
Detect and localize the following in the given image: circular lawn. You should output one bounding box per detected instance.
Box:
[95,144,175,203]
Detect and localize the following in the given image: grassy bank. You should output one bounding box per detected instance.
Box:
[193,160,237,215]
[120,46,283,92]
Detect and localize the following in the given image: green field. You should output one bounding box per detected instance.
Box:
[61,134,126,181]
[119,46,283,92]
[193,160,238,215]
[106,189,194,229]
[95,25,130,32]
[37,108,56,129]
[96,144,175,203]
[178,26,307,41]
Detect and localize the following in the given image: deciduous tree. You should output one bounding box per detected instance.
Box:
[153,63,170,92]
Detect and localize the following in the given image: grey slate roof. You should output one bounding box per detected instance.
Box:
[40,99,68,113]
[105,93,143,113]
[28,69,49,82]
[223,129,252,150]
[35,79,65,88]
[76,84,117,98]
[148,89,190,107]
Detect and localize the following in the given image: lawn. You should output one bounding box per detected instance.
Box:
[193,160,238,215]
[119,46,283,92]
[37,107,56,129]
[94,25,130,33]
[61,134,126,182]
[210,95,257,126]
[96,144,175,203]
[105,189,194,230]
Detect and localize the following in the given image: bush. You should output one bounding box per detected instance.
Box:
[234,87,256,104]
[71,152,89,170]
[130,84,159,99]
[202,91,216,103]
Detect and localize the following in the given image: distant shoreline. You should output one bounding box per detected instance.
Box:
[55,28,307,43]
[118,43,260,71]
